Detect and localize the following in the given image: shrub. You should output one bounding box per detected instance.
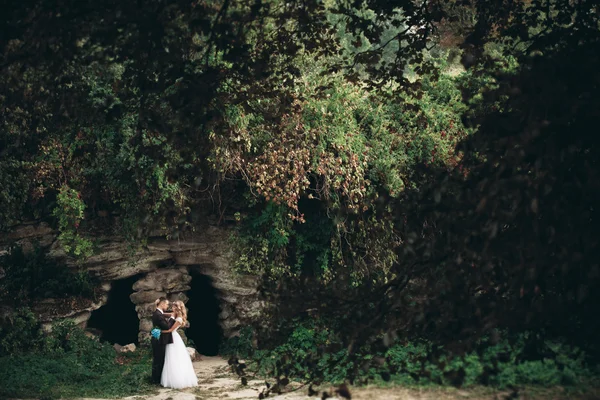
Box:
[384,333,594,388]
[248,320,379,384]
[250,323,597,389]
[0,308,44,356]
[221,326,255,359]
[52,185,94,258]
[0,316,154,398]
[1,350,154,399]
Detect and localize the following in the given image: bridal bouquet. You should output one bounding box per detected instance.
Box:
[151,328,161,339]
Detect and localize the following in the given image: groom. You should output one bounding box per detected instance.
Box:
[151,297,174,384]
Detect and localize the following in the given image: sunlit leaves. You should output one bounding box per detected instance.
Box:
[52,186,93,259]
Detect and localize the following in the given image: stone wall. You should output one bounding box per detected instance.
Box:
[0,222,262,343]
[132,268,192,339]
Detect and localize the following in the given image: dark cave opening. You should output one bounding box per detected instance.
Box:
[87,274,141,345]
[186,270,223,356]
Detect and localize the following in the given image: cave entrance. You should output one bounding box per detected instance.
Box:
[186,269,222,356]
[87,274,141,345]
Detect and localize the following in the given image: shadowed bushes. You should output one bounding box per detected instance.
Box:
[0,311,153,399]
[222,321,597,389]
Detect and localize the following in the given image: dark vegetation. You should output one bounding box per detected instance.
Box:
[0,244,96,301]
[222,324,599,389]
[1,0,599,396]
[0,312,154,398]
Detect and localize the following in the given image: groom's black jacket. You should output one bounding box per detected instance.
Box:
[152,309,174,345]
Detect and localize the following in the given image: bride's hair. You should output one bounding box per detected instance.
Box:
[172,301,188,326]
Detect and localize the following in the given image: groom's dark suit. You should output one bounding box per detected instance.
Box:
[151,309,174,384]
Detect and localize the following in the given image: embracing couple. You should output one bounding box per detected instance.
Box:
[151,297,198,389]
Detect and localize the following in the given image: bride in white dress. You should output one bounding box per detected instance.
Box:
[160,301,198,389]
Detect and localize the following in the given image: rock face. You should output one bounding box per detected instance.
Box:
[132,268,192,342]
[114,343,137,353]
[0,222,263,345]
[187,346,201,360]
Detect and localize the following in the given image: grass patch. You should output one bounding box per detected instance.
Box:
[1,349,157,399]
[0,314,157,399]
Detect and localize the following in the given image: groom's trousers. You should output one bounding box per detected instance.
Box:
[151,338,166,384]
[151,310,174,383]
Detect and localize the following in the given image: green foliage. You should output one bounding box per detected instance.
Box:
[232,203,292,277]
[0,308,44,356]
[220,326,255,359]
[216,64,469,209]
[0,244,96,301]
[381,333,593,388]
[248,321,596,389]
[251,320,360,384]
[0,316,154,398]
[226,63,473,286]
[52,185,94,258]
[384,340,431,383]
[1,0,600,396]
[0,160,30,230]
[232,199,339,281]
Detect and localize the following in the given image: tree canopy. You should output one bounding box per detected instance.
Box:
[1,0,600,385]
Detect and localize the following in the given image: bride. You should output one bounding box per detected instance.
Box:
[160,301,198,389]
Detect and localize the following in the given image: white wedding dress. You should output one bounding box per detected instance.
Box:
[161,317,198,389]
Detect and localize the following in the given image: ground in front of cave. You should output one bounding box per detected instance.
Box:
[78,356,598,400]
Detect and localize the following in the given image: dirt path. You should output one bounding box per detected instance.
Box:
[81,356,595,400]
